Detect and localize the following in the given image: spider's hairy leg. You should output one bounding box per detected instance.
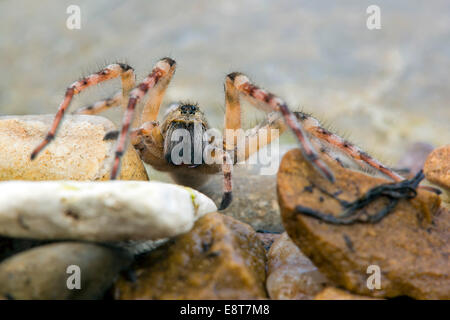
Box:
[30,63,135,159]
[110,57,176,180]
[73,91,123,115]
[140,60,176,123]
[304,120,441,194]
[225,72,335,183]
[306,122,404,182]
[219,150,233,210]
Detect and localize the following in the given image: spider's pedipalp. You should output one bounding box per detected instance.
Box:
[226,72,335,183]
[110,58,176,180]
[30,63,136,160]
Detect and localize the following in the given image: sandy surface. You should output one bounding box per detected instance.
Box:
[0,0,449,163]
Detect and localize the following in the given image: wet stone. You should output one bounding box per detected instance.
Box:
[114,212,267,300]
[278,149,448,299]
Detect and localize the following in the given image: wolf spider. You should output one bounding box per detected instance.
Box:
[31,57,423,211]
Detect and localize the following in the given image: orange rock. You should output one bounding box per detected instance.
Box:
[278,149,448,299]
[114,212,267,300]
[315,287,378,300]
[267,233,330,300]
[424,145,450,189]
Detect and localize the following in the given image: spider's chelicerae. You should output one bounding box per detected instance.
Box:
[30,57,417,210]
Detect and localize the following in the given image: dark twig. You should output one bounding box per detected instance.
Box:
[295,170,426,225]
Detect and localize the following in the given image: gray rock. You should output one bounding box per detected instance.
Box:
[0,242,132,300]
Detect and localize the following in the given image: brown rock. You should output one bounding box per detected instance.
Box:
[424,145,450,189]
[267,232,330,300]
[0,115,148,181]
[114,212,267,300]
[315,287,378,300]
[256,232,281,251]
[278,149,448,299]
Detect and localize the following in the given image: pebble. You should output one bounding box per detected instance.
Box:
[0,181,216,241]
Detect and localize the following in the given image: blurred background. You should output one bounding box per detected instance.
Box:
[0,0,449,164]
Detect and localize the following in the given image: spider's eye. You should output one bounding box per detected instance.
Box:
[180,104,198,115]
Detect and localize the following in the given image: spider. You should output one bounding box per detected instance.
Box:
[30,57,419,211]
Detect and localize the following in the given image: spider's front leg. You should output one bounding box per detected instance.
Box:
[218,72,335,210]
[30,63,136,159]
[110,57,176,179]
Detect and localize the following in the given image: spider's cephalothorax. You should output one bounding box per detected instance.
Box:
[31,57,416,210]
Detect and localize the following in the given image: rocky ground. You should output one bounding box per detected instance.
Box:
[0,115,448,299]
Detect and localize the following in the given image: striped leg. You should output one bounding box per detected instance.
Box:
[219,149,233,210]
[30,63,135,159]
[225,72,335,182]
[307,125,404,181]
[241,110,403,181]
[110,57,176,179]
[72,91,123,115]
[140,61,176,123]
[220,114,284,210]
[302,121,439,193]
